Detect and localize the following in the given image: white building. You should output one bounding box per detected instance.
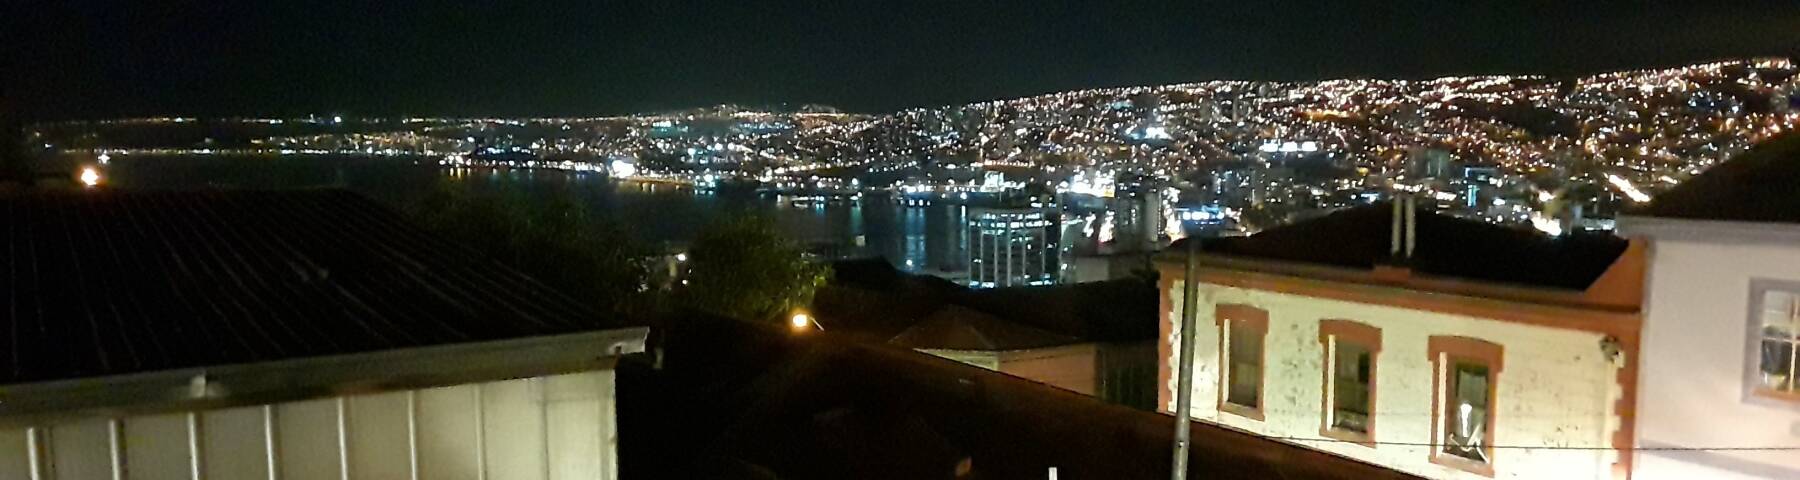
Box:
[1619,134,1800,479]
[0,190,648,480]
[1159,201,1646,479]
[0,331,646,480]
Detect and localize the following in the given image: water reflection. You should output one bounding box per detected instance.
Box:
[99,155,997,276]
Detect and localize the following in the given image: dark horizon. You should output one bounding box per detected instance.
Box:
[7,1,1800,120]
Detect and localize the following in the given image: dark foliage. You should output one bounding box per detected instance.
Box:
[675,214,831,324]
[407,179,654,316]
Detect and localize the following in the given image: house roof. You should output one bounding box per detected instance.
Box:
[1183,203,1629,291]
[813,259,1159,345]
[1634,132,1800,224]
[0,189,621,386]
[622,313,1422,479]
[887,305,1080,351]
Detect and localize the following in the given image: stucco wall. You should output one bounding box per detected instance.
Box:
[1637,238,1800,479]
[1164,281,1621,480]
[0,369,619,480]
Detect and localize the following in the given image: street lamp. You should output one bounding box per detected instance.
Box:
[789,312,820,332]
[79,167,101,187]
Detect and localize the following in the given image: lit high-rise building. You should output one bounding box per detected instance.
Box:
[966,207,1060,288]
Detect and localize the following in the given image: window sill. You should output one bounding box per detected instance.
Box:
[1431,452,1495,477]
[1752,388,1800,403]
[1219,402,1265,422]
[1320,427,1375,448]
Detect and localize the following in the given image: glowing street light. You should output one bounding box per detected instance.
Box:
[79,167,102,187]
[790,312,817,331]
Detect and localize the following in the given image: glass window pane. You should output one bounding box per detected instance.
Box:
[1760,339,1796,392]
[1332,343,1372,433]
[1443,361,1490,463]
[1763,291,1799,338]
[1764,324,1795,340]
[1227,323,1261,408]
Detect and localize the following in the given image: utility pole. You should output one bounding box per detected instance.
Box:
[1170,239,1201,480]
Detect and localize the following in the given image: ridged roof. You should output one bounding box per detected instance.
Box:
[1,189,614,385]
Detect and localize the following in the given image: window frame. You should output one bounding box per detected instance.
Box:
[1428,335,1503,477]
[1215,304,1268,421]
[1318,319,1381,447]
[1746,279,1800,407]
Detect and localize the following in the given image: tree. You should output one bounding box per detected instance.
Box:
[407,180,653,317]
[675,215,830,324]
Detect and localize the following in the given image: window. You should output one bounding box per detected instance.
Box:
[1318,320,1381,444]
[1428,336,1503,476]
[1757,289,1800,398]
[1443,361,1491,461]
[1216,304,1268,420]
[1333,344,1373,431]
[1227,325,1264,406]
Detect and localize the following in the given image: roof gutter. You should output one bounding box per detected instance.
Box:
[1160,252,1636,313]
[0,327,648,428]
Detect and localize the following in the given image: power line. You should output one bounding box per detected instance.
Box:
[1259,434,1800,452]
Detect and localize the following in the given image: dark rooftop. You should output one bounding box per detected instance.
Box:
[618,313,1420,479]
[1635,132,1800,224]
[814,259,1158,344]
[0,189,619,385]
[1184,203,1630,291]
[888,305,1080,351]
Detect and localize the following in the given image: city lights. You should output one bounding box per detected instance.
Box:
[610,159,639,178]
[31,57,1799,236]
[1606,174,1653,203]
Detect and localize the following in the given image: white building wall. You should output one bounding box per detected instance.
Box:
[1637,238,1800,479]
[1166,281,1620,480]
[0,369,619,480]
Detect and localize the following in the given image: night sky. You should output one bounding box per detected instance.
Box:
[7,1,1800,120]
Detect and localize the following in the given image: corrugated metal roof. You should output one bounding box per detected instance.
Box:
[1,189,617,385]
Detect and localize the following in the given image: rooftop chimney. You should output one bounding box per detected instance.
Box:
[1377,194,1417,282]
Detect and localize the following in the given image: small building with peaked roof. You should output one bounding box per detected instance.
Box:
[888,304,1155,406]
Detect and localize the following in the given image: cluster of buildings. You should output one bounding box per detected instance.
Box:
[14,58,1800,479]
[1151,133,1800,479]
[0,185,1389,479]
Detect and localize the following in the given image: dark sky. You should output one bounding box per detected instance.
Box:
[7,1,1800,120]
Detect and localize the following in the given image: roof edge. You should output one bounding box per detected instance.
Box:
[1617,215,1800,244]
[1161,251,1639,313]
[0,327,648,427]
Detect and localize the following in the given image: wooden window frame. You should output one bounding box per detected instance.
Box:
[1215,304,1268,421]
[1318,319,1381,447]
[1748,281,1800,406]
[1428,336,1503,477]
